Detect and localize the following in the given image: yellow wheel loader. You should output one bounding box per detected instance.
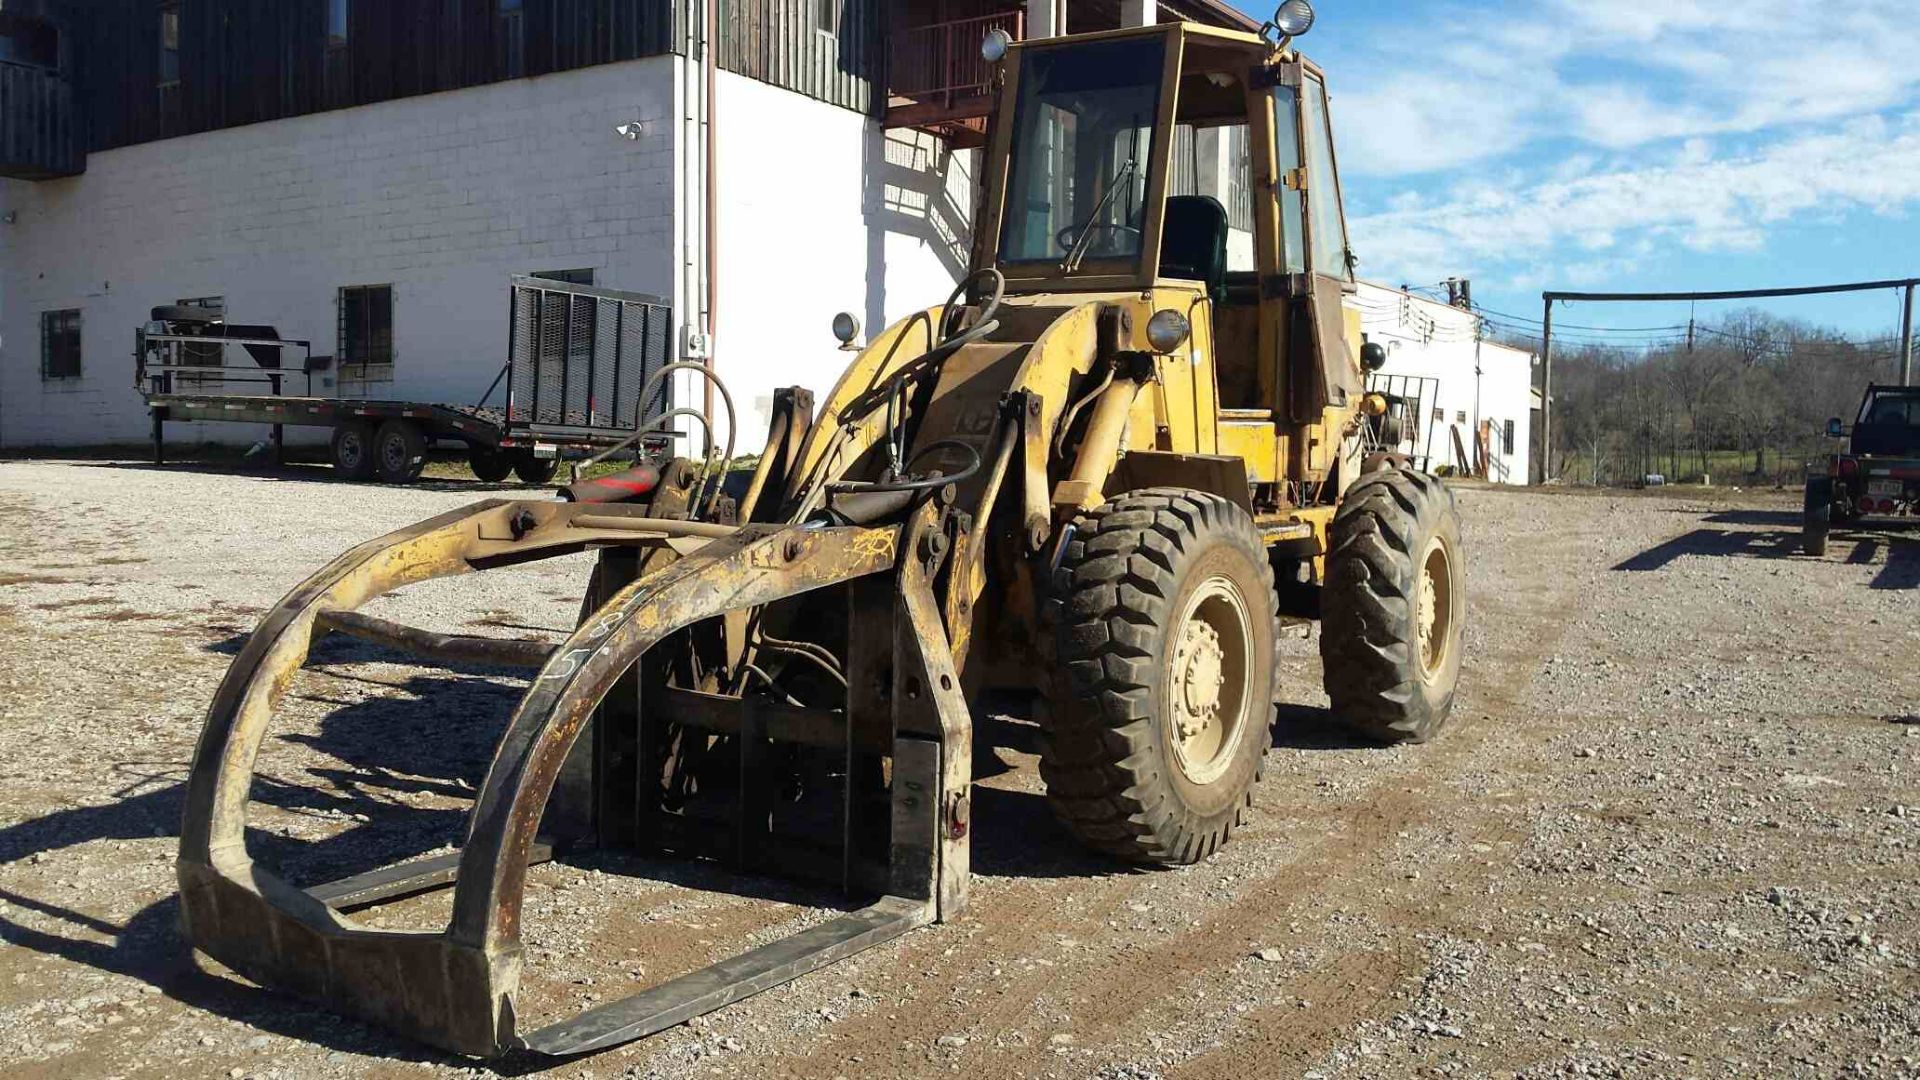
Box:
[177,8,1465,1058]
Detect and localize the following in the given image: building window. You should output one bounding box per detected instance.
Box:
[497,0,524,78]
[158,2,180,87]
[323,0,351,105]
[1503,419,1516,456]
[41,310,82,380]
[338,285,393,368]
[533,268,595,285]
[327,0,349,48]
[815,0,840,36]
[0,15,60,70]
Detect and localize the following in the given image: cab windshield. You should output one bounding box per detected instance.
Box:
[999,36,1166,268]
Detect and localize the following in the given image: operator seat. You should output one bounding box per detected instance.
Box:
[1159,194,1230,302]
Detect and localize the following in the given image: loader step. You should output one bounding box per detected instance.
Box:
[519,895,929,1056]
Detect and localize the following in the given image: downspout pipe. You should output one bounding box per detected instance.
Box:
[704,0,719,432]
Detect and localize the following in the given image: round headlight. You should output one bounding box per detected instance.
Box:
[981,28,1012,63]
[831,311,861,347]
[1273,0,1314,37]
[1146,309,1192,354]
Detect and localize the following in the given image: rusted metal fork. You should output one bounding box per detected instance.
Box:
[176,497,970,1057]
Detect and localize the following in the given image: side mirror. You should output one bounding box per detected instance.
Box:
[1361,341,1387,372]
[1826,417,1844,438]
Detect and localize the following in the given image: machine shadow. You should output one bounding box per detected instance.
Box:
[0,887,469,1065]
[0,628,1409,1057]
[1612,527,1803,571]
[1614,524,1919,588]
[1269,702,1386,751]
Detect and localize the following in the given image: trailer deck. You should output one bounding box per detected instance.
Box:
[136,277,676,484]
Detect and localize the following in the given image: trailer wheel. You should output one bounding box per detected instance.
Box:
[1320,468,1464,744]
[469,446,514,483]
[330,421,378,481]
[1802,478,1832,556]
[1044,489,1277,866]
[373,420,428,484]
[514,453,559,485]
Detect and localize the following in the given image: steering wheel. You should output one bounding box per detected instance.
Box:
[1056,221,1143,257]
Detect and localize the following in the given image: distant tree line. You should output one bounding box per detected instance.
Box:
[1519,311,1909,487]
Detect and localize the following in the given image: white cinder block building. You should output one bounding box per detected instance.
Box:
[0,0,1254,452]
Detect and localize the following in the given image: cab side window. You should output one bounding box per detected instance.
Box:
[1300,74,1350,280]
[1271,86,1307,276]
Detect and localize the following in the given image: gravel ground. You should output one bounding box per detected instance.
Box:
[0,459,1914,1080]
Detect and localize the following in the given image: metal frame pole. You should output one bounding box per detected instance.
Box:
[1901,283,1915,387]
[1539,295,1553,483]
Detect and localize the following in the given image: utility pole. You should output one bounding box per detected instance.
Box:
[1540,296,1554,483]
[1902,283,1915,386]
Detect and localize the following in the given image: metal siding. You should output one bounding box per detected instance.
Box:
[55,0,676,154]
[716,0,878,115]
[0,55,82,178]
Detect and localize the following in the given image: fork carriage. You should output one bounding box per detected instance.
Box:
[179,488,975,1056]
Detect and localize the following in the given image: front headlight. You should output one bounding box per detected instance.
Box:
[1146,309,1192,354]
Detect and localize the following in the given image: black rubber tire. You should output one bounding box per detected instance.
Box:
[330,421,378,481]
[514,453,559,485]
[1044,489,1278,865]
[1803,478,1832,556]
[1320,469,1465,745]
[469,446,514,483]
[373,419,429,484]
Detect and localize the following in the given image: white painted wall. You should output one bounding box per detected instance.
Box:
[0,59,973,457]
[0,57,680,448]
[710,70,972,450]
[1349,280,1534,486]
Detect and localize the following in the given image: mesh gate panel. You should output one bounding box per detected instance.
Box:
[505,276,673,437]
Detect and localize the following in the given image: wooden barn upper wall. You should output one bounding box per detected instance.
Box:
[54,0,883,154]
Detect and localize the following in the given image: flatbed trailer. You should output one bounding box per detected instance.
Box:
[136,276,676,484]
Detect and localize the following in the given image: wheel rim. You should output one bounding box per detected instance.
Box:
[1166,574,1253,786]
[381,435,408,474]
[339,433,365,469]
[1416,536,1455,681]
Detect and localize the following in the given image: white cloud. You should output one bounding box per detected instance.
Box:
[1325,0,1920,177]
[1349,111,1920,290]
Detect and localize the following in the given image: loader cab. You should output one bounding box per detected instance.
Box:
[976,22,1362,482]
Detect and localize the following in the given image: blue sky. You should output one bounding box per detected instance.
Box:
[1227,0,1920,343]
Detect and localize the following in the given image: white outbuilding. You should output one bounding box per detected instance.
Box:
[1347,281,1536,486]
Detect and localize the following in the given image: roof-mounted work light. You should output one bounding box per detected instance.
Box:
[1267,0,1315,43]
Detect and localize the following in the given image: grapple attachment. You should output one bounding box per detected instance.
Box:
[176,495,972,1057]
